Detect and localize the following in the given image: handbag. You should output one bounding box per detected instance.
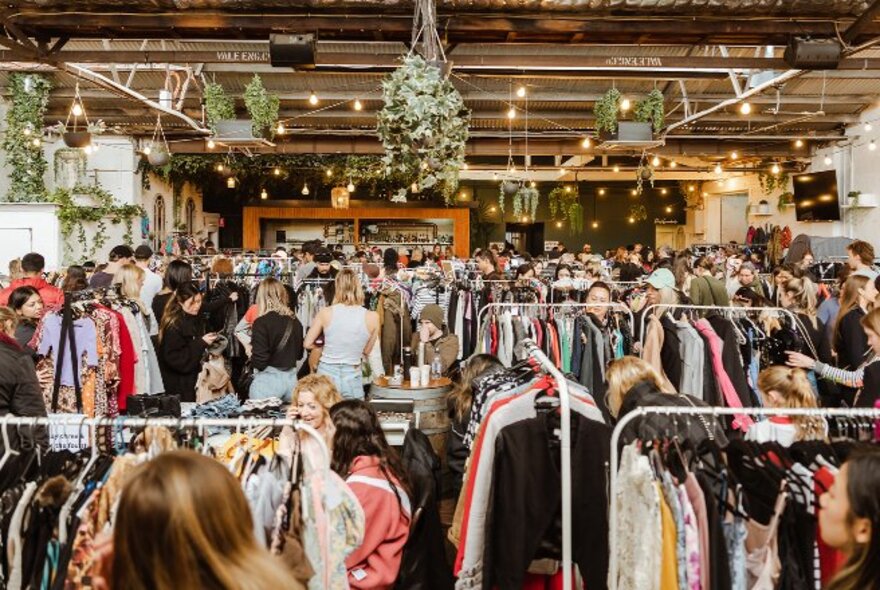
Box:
[126,394,181,418]
[238,317,296,395]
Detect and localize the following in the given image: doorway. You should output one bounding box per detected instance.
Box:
[706,193,749,244]
[505,223,545,256]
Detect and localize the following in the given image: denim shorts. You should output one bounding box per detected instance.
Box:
[317,362,364,400]
[249,366,297,403]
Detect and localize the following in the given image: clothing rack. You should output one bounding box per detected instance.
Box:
[476,301,635,339]
[607,405,880,590]
[636,303,806,347]
[0,415,329,473]
[517,338,575,590]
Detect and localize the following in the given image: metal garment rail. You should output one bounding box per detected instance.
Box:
[476,302,635,346]
[0,415,329,474]
[636,303,806,348]
[519,339,575,590]
[608,405,880,590]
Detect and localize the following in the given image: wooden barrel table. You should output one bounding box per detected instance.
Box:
[370,376,453,459]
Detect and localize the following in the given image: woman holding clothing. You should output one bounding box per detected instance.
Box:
[249,278,303,402]
[158,282,219,402]
[305,269,379,399]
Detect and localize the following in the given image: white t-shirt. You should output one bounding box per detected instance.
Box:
[746,417,798,447]
[139,267,163,334]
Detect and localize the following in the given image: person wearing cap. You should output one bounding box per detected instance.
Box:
[89,244,134,289]
[0,252,63,309]
[134,245,163,313]
[409,304,458,376]
[305,247,339,303]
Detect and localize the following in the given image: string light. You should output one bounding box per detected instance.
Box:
[771,162,781,175]
[516,86,526,98]
[507,107,516,119]
[661,188,668,195]
[581,137,591,148]
[30,138,40,147]
[273,167,281,176]
[620,98,631,112]
[714,163,722,174]
[665,206,673,213]
[276,122,285,135]
[559,167,567,175]
[301,183,310,196]
[411,182,419,192]
[71,103,83,117]
[730,151,738,160]
[870,140,877,151]
[353,99,363,111]
[565,186,572,193]
[227,177,236,189]
[669,160,677,168]
[143,145,152,155]
[206,139,216,149]
[591,221,599,229]
[613,165,620,173]
[521,216,528,223]
[260,188,268,199]
[489,206,497,212]
[347,180,356,192]
[216,163,224,172]
[22,127,31,137]
[308,92,319,106]
[824,155,832,165]
[598,188,606,196]
[795,139,804,148]
[492,172,498,180]
[866,123,873,132]
[688,185,696,192]
[628,216,635,223]
[556,221,563,228]
[462,162,469,170]
[84,145,93,155]
[652,156,661,167]
[630,189,637,196]
[325,169,333,178]
[739,102,752,115]
[530,181,537,188]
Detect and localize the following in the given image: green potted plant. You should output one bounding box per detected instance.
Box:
[593,88,621,138]
[204,81,236,136]
[243,74,280,140]
[778,191,795,210]
[848,190,862,207]
[634,89,665,133]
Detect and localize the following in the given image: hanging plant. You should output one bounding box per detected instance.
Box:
[548,184,582,235]
[679,180,705,210]
[48,184,145,261]
[594,88,621,135]
[244,74,280,140]
[514,186,540,219]
[568,200,584,235]
[497,183,506,215]
[203,81,236,134]
[636,161,655,195]
[757,170,791,195]
[628,203,648,222]
[512,184,524,219]
[377,54,470,204]
[634,89,665,133]
[2,73,51,202]
[777,191,795,211]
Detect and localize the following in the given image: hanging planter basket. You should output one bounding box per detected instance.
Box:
[147,148,171,167]
[501,180,519,196]
[63,131,91,148]
[144,115,172,167]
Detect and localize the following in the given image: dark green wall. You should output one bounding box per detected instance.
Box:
[467,180,685,255]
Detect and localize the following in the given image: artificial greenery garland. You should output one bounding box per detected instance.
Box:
[376,54,470,204]
[49,184,144,261]
[634,89,665,133]
[593,88,621,135]
[203,81,236,134]
[548,185,583,235]
[757,170,791,195]
[2,73,51,202]
[243,74,280,139]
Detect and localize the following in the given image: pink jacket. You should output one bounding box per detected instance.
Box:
[345,455,411,589]
[694,319,754,432]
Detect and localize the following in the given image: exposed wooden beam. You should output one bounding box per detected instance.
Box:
[844,0,880,44]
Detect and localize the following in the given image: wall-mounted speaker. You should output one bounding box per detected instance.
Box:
[269,34,317,69]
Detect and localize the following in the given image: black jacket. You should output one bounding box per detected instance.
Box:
[483,411,611,590]
[706,315,754,408]
[835,307,868,370]
[0,337,47,450]
[158,314,207,402]
[251,312,304,372]
[395,429,454,590]
[856,361,880,408]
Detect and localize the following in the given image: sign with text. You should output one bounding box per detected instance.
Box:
[544,241,560,251]
[48,414,89,451]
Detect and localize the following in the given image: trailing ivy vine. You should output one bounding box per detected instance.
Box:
[548,185,583,235]
[634,89,665,133]
[757,170,791,195]
[2,74,51,202]
[49,184,144,261]
[593,88,621,136]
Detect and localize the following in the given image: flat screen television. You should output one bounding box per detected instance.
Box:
[792,170,840,221]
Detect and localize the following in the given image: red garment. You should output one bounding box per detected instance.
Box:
[244,304,258,324]
[517,572,569,590]
[345,455,411,590]
[780,226,792,249]
[111,310,136,411]
[0,277,64,310]
[815,467,846,585]
[490,316,499,357]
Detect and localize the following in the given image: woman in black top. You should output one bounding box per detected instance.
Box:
[153,259,238,328]
[249,278,303,403]
[8,286,42,352]
[158,282,219,402]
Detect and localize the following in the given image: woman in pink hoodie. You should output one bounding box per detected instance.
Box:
[330,400,411,589]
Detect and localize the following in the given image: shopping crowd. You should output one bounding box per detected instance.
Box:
[0,233,878,590]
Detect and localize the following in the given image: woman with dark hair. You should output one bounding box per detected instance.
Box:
[820,449,880,590]
[476,249,502,281]
[152,259,194,325]
[331,399,411,590]
[8,285,42,350]
[60,265,88,293]
[157,282,219,402]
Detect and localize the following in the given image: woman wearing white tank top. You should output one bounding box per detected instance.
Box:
[305,269,380,399]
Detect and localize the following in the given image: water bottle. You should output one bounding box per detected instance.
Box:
[431,355,442,380]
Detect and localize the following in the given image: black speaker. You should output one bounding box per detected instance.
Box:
[269,34,317,69]
[783,38,841,70]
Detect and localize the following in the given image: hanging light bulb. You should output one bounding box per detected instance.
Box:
[347,179,355,192]
[661,188,668,195]
[652,156,661,167]
[824,155,832,165]
[598,188,606,196]
[565,186,572,193]
[276,122,285,135]
[870,140,877,151]
[31,138,40,147]
[353,98,363,111]
[84,145,93,155]
[866,123,873,132]
[630,189,637,196]
[206,139,216,149]
[730,151,738,160]
[507,106,516,119]
[308,92,319,106]
[714,163,723,175]
[581,137,591,149]
[325,168,333,178]
[302,183,310,196]
[216,163,224,172]
[71,102,83,117]
[227,177,236,189]
[462,162,469,170]
[620,97,631,112]
[260,188,268,199]
[771,162,780,175]
[143,145,152,156]
[665,206,673,214]
[613,165,620,173]
[530,181,537,188]
[688,185,696,192]
[516,86,526,98]
[739,102,752,115]
[22,126,31,137]
[795,139,804,148]
[628,216,635,224]
[492,172,498,180]
[591,220,599,229]
[559,167,567,175]
[273,167,281,176]
[556,221,563,228]
[669,160,677,168]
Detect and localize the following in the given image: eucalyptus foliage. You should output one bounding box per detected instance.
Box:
[377,54,470,204]
[2,74,51,202]
[243,74,280,139]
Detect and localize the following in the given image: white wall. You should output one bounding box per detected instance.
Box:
[0,204,61,272]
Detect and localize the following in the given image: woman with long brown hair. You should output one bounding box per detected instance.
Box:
[110,450,301,590]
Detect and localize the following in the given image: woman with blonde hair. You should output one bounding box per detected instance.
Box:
[114,263,151,321]
[114,263,165,396]
[109,450,302,590]
[250,277,303,402]
[746,366,825,445]
[288,373,342,450]
[305,269,379,399]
